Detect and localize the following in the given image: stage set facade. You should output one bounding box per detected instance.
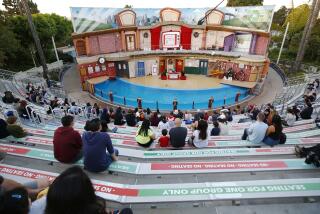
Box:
[71,6,273,110]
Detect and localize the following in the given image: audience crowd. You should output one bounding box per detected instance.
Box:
[1,79,320,213]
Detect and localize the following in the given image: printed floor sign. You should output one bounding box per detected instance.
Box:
[0,144,316,175]
[1,164,320,203]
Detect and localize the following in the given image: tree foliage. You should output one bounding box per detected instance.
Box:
[2,0,39,16]
[285,4,310,34]
[227,0,263,7]
[0,11,73,71]
[272,6,289,28]
[270,4,320,65]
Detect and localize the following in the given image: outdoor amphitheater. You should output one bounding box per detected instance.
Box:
[1,3,320,214]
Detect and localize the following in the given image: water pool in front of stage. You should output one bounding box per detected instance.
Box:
[94,78,249,110]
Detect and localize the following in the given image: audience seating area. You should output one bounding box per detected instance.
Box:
[1,70,320,213]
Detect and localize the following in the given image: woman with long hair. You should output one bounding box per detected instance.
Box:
[45,166,132,214]
[136,119,155,148]
[45,166,105,214]
[188,120,209,148]
[114,107,125,125]
[263,114,283,146]
[100,108,110,123]
[150,112,160,127]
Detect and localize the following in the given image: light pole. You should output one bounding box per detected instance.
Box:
[19,0,49,83]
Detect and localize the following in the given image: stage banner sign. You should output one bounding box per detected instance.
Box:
[70,6,274,33]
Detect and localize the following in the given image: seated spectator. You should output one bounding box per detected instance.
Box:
[139,110,145,121]
[114,107,125,125]
[217,115,229,135]
[211,111,219,122]
[136,119,155,148]
[284,108,296,126]
[194,109,204,121]
[100,108,110,123]
[184,111,192,124]
[210,121,221,136]
[109,107,115,120]
[300,102,313,119]
[0,187,30,214]
[177,110,184,119]
[92,103,100,117]
[295,144,320,167]
[100,120,111,132]
[263,115,283,146]
[2,91,19,104]
[250,106,260,121]
[125,109,137,127]
[267,105,277,125]
[169,118,187,148]
[69,102,80,115]
[85,103,92,118]
[145,108,152,120]
[158,116,169,131]
[292,105,300,121]
[203,111,209,121]
[38,166,132,214]
[242,112,268,144]
[295,144,320,158]
[0,175,50,201]
[167,111,175,121]
[0,119,10,139]
[53,115,82,163]
[6,116,27,138]
[188,120,210,148]
[263,108,270,123]
[82,119,118,172]
[158,129,170,148]
[150,112,160,127]
[226,110,233,122]
[62,98,69,107]
[16,100,33,120]
[134,108,140,120]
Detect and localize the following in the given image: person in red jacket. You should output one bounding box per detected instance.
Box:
[53,115,82,163]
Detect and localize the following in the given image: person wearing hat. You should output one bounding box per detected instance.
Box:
[0,187,30,214]
[217,114,229,135]
[6,116,27,138]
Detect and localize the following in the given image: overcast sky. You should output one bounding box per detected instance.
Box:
[0,0,310,17]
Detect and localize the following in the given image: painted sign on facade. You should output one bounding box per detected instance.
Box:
[70,6,275,33]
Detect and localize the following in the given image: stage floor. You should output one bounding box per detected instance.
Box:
[127,75,256,89]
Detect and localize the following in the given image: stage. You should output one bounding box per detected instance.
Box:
[126,75,256,89]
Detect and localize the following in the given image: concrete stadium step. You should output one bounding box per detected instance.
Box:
[23,126,320,143]
[0,143,317,175]
[0,136,300,159]
[3,134,320,151]
[26,122,316,138]
[1,163,320,204]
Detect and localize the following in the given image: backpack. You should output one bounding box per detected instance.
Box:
[315,118,320,128]
[279,132,287,144]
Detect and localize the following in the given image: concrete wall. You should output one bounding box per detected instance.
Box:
[191,29,203,50]
[128,61,136,78]
[144,58,158,75]
[205,31,233,49]
[139,30,151,50]
[185,59,199,67]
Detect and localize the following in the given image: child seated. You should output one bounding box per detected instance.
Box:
[158,129,170,147]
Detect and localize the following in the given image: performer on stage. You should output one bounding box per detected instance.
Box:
[235,91,241,103]
[208,96,214,109]
[223,96,226,105]
[137,97,142,109]
[173,98,178,110]
[109,91,113,103]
